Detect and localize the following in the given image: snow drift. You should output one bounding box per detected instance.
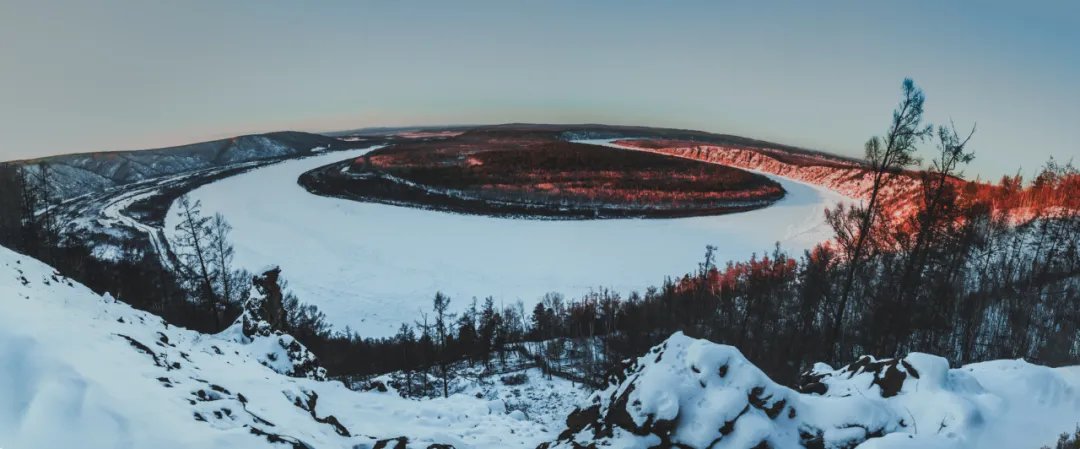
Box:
[0,246,554,449]
[542,332,1080,449]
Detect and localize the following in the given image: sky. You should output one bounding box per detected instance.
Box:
[0,0,1077,180]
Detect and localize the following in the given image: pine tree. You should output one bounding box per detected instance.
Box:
[456,298,478,365]
[395,323,416,397]
[478,296,499,367]
[432,292,453,398]
[0,164,25,247]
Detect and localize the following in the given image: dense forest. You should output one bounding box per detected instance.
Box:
[300,130,786,219]
[1,79,1076,391]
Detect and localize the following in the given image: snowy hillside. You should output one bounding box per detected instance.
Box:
[542,332,1080,449]
[3,245,1077,449]
[0,246,559,449]
[16,131,347,201]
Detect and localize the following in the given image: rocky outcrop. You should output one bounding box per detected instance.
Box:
[540,333,809,449]
[243,267,289,336]
[798,355,924,398]
[223,266,326,380]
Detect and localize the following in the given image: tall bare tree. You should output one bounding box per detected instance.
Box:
[828,78,932,354]
[173,194,220,325]
[208,212,247,307]
[896,123,976,304]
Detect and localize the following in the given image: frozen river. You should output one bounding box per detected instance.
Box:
[166,141,851,337]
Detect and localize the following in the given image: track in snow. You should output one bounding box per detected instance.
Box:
[166,143,853,337]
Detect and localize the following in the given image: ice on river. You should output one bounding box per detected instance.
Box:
[166,142,851,337]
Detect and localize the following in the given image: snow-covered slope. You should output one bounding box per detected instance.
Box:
[542,333,1080,449]
[165,145,851,337]
[0,246,556,449]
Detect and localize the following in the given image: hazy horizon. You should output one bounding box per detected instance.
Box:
[2,0,1077,180]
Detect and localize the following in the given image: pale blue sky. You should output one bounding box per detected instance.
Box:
[1,0,1077,179]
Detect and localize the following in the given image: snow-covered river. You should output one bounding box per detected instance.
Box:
[166,141,851,337]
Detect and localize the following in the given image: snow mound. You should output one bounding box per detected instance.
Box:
[542,332,1080,449]
[0,246,555,449]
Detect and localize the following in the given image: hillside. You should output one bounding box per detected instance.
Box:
[11,131,359,201]
[0,245,558,449]
[609,139,926,222]
[3,245,1077,449]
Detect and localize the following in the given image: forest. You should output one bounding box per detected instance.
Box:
[0,79,1076,392]
[300,130,786,219]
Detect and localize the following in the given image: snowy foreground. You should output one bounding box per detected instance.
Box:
[165,144,850,337]
[2,246,1078,448]
[547,333,1080,449]
[0,246,560,449]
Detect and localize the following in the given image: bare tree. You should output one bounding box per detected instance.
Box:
[896,123,976,305]
[173,194,221,325]
[829,78,933,354]
[208,213,247,307]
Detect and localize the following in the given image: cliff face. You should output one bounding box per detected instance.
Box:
[611,140,926,223]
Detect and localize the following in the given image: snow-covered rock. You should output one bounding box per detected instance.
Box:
[219,266,326,380]
[542,332,1080,449]
[0,246,555,449]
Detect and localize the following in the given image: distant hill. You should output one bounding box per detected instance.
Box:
[10,131,350,201]
[6,123,862,202]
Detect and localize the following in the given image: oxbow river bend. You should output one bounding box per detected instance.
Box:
[166,141,852,337]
